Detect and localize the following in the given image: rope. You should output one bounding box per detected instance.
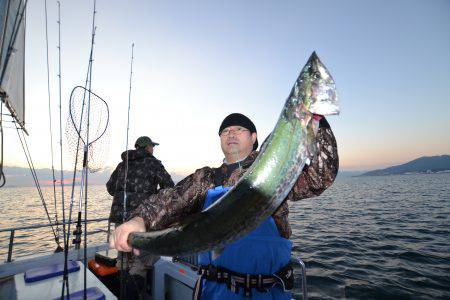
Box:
[14,122,60,246]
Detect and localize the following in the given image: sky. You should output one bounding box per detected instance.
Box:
[2,0,450,177]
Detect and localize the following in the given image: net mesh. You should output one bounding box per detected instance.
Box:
[65,86,110,173]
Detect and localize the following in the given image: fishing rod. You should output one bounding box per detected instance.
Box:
[123,44,134,225]
[82,0,98,295]
[61,1,98,298]
[44,0,62,252]
[120,42,135,300]
[56,0,66,254]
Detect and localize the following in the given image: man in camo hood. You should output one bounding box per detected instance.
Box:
[106,136,174,298]
[107,136,174,224]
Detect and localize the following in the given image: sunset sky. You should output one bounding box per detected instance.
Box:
[2,0,450,177]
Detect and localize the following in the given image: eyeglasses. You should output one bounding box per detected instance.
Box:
[220,127,249,136]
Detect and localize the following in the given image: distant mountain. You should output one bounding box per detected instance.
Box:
[360,155,450,176]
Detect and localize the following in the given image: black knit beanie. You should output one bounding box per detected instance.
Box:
[219,113,259,150]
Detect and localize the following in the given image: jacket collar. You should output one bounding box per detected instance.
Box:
[220,151,258,169]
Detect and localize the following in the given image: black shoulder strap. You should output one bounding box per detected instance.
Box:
[213,167,223,187]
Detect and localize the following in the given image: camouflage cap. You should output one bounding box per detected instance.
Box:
[135,136,159,148]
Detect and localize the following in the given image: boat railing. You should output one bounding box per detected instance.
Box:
[0,217,111,263]
[294,256,308,300]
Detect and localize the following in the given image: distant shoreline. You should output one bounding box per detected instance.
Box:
[359,155,450,177]
[355,170,450,177]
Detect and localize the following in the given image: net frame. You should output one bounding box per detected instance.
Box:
[65,86,110,172]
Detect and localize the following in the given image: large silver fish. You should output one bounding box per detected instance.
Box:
[129,51,339,256]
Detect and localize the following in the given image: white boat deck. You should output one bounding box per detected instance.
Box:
[14,261,116,300]
[0,244,109,278]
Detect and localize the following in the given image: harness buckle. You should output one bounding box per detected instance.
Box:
[273,263,294,291]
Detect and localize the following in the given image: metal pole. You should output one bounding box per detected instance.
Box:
[6,230,15,262]
[296,256,308,300]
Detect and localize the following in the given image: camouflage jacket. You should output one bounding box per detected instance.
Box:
[107,148,174,224]
[131,118,338,239]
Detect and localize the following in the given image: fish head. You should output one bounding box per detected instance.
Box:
[298,51,340,116]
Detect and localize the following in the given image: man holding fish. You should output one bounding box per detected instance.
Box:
[111,52,340,299]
